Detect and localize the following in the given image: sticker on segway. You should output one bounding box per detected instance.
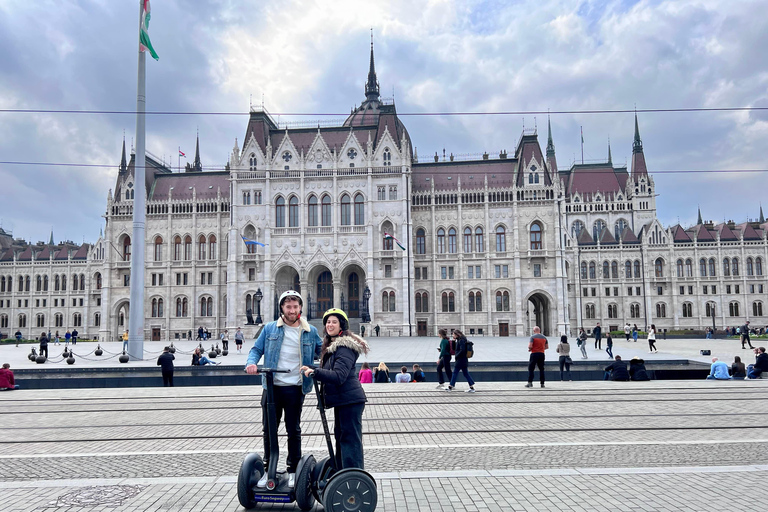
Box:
[253,494,292,503]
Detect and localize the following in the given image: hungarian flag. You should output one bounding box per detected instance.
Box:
[384,232,406,251]
[179,150,186,157]
[139,0,159,60]
[241,235,267,247]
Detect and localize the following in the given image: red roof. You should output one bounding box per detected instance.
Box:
[412,160,517,192]
[567,163,624,197]
[150,172,230,201]
[714,223,739,241]
[671,225,693,243]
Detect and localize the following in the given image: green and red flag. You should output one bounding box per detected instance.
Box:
[139,0,159,60]
[384,232,406,251]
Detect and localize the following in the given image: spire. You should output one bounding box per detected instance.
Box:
[607,138,612,165]
[632,113,643,153]
[365,29,380,102]
[49,230,54,245]
[630,113,648,181]
[546,116,555,157]
[119,136,127,173]
[697,206,703,225]
[760,205,765,223]
[192,132,202,172]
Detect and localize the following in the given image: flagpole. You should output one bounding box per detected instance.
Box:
[128,0,147,360]
[178,146,180,173]
[580,126,584,164]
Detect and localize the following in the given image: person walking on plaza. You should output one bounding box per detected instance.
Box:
[121,329,128,351]
[556,335,572,381]
[0,363,20,390]
[39,332,49,359]
[436,328,453,388]
[525,326,548,388]
[65,330,72,346]
[647,324,658,353]
[71,328,78,345]
[301,307,369,470]
[731,356,746,379]
[624,323,631,341]
[577,328,588,359]
[15,330,22,347]
[157,346,175,387]
[605,333,614,358]
[197,326,204,341]
[246,291,323,489]
[374,362,390,383]
[445,330,476,392]
[54,330,60,346]
[594,322,602,350]
[632,324,639,342]
[707,357,731,380]
[235,327,244,353]
[220,330,229,352]
[741,321,755,349]
[374,324,380,337]
[605,355,630,381]
[395,366,411,383]
[358,362,373,383]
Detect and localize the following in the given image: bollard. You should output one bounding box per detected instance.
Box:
[168,343,176,354]
[209,344,217,359]
[215,343,221,355]
[95,344,103,356]
[119,350,130,363]
[35,355,47,364]
[67,353,75,365]
[28,347,38,361]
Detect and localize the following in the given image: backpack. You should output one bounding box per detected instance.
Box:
[465,341,474,358]
[449,339,456,356]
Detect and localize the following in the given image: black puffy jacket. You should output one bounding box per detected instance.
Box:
[629,359,650,381]
[314,334,370,408]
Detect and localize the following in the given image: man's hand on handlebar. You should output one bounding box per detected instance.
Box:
[245,364,259,375]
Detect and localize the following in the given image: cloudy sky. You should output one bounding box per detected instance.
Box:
[1,0,767,245]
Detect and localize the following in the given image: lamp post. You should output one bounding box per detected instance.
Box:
[362,286,371,323]
[255,288,263,325]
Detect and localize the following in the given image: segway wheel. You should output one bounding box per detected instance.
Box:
[295,455,316,511]
[312,457,335,502]
[237,453,264,509]
[322,469,377,512]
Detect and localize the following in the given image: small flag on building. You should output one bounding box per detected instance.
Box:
[179,150,186,158]
[139,0,159,61]
[241,235,267,247]
[384,232,406,251]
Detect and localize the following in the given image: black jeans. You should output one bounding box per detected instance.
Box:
[437,355,452,384]
[39,346,48,358]
[162,371,174,387]
[649,339,657,351]
[222,339,229,350]
[450,358,475,387]
[261,385,305,473]
[742,334,753,348]
[333,402,365,470]
[595,337,602,350]
[528,352,545,384]
[558,356,571,380]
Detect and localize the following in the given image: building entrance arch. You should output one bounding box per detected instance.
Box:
[526,291,552,336]
[114,300,130,341]
[341,264,366,318]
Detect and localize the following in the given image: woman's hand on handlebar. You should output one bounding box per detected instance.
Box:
[300,365,315,377]
[245,364,259,375]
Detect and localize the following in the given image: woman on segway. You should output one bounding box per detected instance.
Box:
[301,308,369,470]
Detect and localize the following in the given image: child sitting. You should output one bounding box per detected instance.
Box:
[395,366,411,383]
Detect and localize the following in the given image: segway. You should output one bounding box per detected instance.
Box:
[310,374,378,511]
[237,367,316,510]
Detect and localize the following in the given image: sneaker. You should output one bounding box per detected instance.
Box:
[540,383,545,388]
[444,386,453,391]
[257,473,268,488]
[525,383,533,388]
[288,473,295,488]
[436,384,444,389]
[465,388,476,393]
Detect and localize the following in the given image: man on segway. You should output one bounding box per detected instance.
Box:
[245,290,323,489]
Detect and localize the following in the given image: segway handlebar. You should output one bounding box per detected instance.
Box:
[242,367,292,373]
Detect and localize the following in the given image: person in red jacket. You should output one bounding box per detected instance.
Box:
[0,363,20,390]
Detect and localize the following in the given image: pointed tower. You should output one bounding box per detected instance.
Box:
[630,113,648,182]
[760,205,765,224]
[607,139,612,165]
[187,133,203,172]
[365,30,380,102]
[119,137,128,173]
[697,206,703,225]
[545,116,558,176]
[49,230,54,246]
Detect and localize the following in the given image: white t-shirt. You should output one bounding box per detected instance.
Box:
[274,325,302,386]
[395,373,411,383]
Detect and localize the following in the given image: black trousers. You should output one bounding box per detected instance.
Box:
[333,402,365,470]
[162,371,174,387]
[39,346,48,358]
[261,385,305,473]
[595,337,602,350]
[528,352,545,384]
[742,334,753,348]
[221,339,229,350]
[437,355,452,384]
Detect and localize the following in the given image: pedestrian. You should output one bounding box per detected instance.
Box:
[577,327,588,359]
[71,328,78,345]
[360,325,365,337]
[157,346,175,386]
[395,366,411,383]
[624,323,631,342]
[39,332,49,359]
[220,330,229,352]
[411,364,426,382]
[373,362,390,383]
[747,347,768,379]
[594,322,602,350]
[192,347,220,366]
[197,326,204,341]
[0,363,20,390]
[647,324,658,353]
[358,362,373,383]
[374,324,380,337]
[436,328,453,389]
[445,330,476,392]
[629,357,650,381]
[731,356,746,379]
[301,307,369,470]
[556,335,572,381]
[525,326,548,388]
[606,333,614,358]
[707,357,731,380]
[54,330,60,346]
[121,329,128,351]
[705,327,712,340]
[604,355,630,381]
[632,324,639,342]
[235,327,244,353]
[246,290,323,488]
[65,330,72,346]
[14,330,22,347]
[741,321,755,349]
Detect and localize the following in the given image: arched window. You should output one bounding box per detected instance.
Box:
[463,228,472,253]
[757,257,763,276]
[656,302,667,318]
[729,301,740,317]
[36,313,45,328]
[592,219,606,240]
[581,262,588,280]
[288,196,299,227]
[753,301,763,317]
[437,228,446,253]
[415,292,429,313]
[654,258,664,278]
[354,193,365,225]
[475,227,484,252]
[36,275,42,292]
[732,257,739,276]
[685,259,693,277]
[340,194,351,225]
[383,147,391,166]
[0,314,7,329]
[630,303,640,318]
[611,261,618,279]
[416,228,426,254]
[495,290,510,311]
[275,196,285,227]
[198,235,207,260]
[634,260,641,278]
[585,304,595,319]
[608,304,617,319]
[321,195,332,226]
[441,292,455,312]
[154,236,163,261]
[709,258,716,276]
[747,258,754,276]
[208,235,216,260]
[60,274,65,291]
[700,258,707,277]
[0,276,4,293]
[530,222,542,250]
[571,220,584,238]
[94,312,101,327]
[95,273,101,290]
[468,291,475,312]
[184,236,192,260]
[723,258,730,276]
[614,219,628,240]
[249,153,256,171]
[200,297,213,317]
[706,302,715,317]
[682,302,693,318]
[80,274,85,291]
[383,232,393,251]
[72,274,79,291]
[152,298,159,317]
[389,291,396,311]
[123,236,131,261]
[589,262,596,279]
[625,260,632,278]
[448,228,457,253]
[496,226,506,252]
[474,291,482,312]
[603,261,610,279]
[17,313,26,328]
[174,236,182,260]
[676,259,684,277]
[382,292,389,312]
[73,313,82,327]
[308,195,318,227]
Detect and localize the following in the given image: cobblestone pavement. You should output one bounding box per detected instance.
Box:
[1,380,767,511]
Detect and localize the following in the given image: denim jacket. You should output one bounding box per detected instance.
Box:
[246,316,323,395]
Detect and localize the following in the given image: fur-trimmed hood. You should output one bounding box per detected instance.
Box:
[325,333,370,355]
